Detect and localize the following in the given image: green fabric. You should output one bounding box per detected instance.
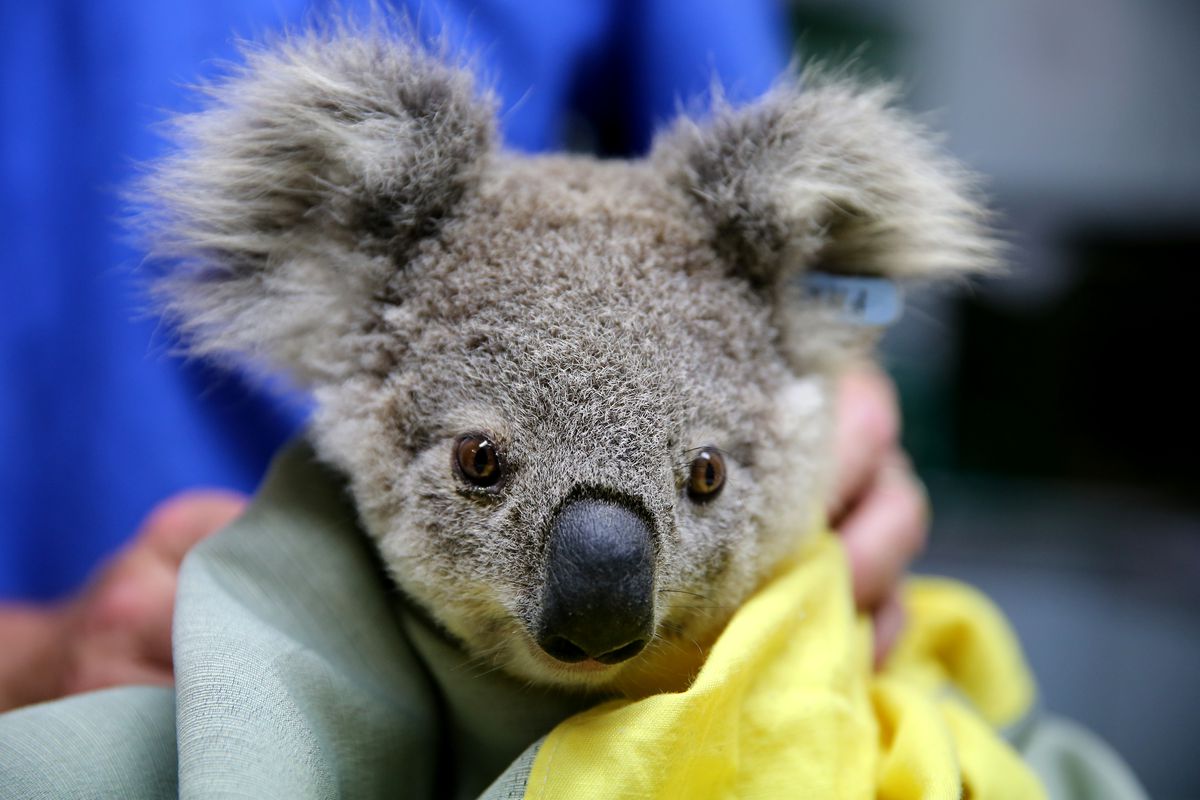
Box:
[0,441,1147,799]
[171,441,594,799]
[1024,716,1149,800]
[0,686,177,799]
[0,442,590,799]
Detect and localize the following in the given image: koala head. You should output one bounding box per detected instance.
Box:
[141,28,995,693]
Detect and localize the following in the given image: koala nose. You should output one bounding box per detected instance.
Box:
[536,497,655,665]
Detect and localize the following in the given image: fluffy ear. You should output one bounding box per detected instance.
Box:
[652,75,999,367]
[137,27,495,384]
[654,75,998,281]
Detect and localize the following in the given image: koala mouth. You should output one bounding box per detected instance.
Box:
[533,496,656,667]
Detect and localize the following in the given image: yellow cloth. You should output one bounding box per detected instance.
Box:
[524,532,1045,800]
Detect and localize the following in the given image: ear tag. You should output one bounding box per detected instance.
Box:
[800,272,904,327]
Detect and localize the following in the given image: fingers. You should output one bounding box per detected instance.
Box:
[829,365,900,524]
[55,489,248,699]
[837,452,929,612]
[83,548,180,667]
[122,490,247,660]
[60,644,175,697]
[871,591,906,668]
[137,490,248,565]
[828,363,930,664]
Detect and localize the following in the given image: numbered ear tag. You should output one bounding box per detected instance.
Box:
[801,272,904,327]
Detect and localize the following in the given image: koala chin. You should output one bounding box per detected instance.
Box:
[139,23,997,693]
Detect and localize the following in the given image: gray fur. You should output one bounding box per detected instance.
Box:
[653,74,1000,371]
[138,26,996,693]
[140,25,494,383]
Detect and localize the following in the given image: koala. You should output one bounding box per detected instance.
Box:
[141,26,995,695]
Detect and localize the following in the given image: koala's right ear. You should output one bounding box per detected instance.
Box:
[651,74,1000,370]
[137,27,494,384]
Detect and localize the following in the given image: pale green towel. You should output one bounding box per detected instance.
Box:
[1,442,590,799]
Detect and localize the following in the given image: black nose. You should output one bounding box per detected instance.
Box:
[536,497,655,665]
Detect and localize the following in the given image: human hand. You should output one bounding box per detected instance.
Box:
[829,365,930,664]
[54,490,248,696]
[0,490,246,711]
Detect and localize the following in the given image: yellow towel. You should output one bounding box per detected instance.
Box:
[525,532,1044,799]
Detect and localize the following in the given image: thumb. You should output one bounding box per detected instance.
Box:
[136,490,248,566]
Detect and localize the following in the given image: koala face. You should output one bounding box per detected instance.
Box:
[310,158,827,689]
[141,27,995,692]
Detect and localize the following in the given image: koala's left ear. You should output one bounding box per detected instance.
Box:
[652,75,999,366]
[137,27,494,385]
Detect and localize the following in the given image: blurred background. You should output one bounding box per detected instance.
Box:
[791,3,1200,797]
[2,0,1196,796]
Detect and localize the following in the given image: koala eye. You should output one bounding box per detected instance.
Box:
[453,434,503,489]
[687,448,726,502]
